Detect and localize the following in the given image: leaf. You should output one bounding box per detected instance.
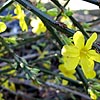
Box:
[0,14,12,22]
[47,8,58,16]
[36,2,46,12]
[63,8,73,17]
[4,37,17,44]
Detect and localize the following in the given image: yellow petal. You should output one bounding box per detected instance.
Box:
[61,45,80,57]
[19,19,28,31]
[79,55,95,78]
[85,70,96,79]
[64,72,76,80]
[62,80,68,85]
[59,64,76,74]
[14,4,21,15]
[0,22,7,33]
[62,74,76,85]
[73,31,85,49]
[63,57,79,70]
[30,17,46,35]
[85,32,97,50]
[61,70,76,85]
[59,64,66,73]
[87,50,100,62]
[30,19,37,27]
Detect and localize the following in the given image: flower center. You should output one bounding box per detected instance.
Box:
[80,49,87,57]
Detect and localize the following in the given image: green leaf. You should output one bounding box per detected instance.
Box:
[82,22,90,29]
[61,34,73,45]
[4,37,17,44]
[47,8,58,16]
[31,68,40,74]
[0,14,12,22]
[63,8,73,17]
[0,22,7,33]
[36,2,46,12]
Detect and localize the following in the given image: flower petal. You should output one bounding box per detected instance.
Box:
[63,72,76,80]
[62,80,68,85]
[87,50,100,62]
[30,17,46,35]
[85,32,97,50]
[73,31,85,49]
[79,55,95,78]
[59,64,67,73]
[0,22,7,33]
[62,71,76,85]
[85,70,96,79]
[62,74,76,85]
[59,64,76,74]
[63,57,79,70]
[61,45,80,57]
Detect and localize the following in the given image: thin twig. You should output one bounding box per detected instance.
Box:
[0,0,14,13]
[15,0,75,35]
[45,82,91,100]
[82,0,99,6]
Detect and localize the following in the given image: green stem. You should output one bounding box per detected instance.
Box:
[44,22,64,47]
[0,58,13,63]
[56,0,70,20]
[0,68,15,74]
[39,67,82,86]
[13,34,45,48]
[50,0,89,88]
[76,66,88,88]
[82,0,99,6]
[0,36,14,54]
[30,53,60,64]
[69,16,89,38]
[51,0,89,38]
[15,0,74,35]
[50,0,63,8]
[0,0,14,13]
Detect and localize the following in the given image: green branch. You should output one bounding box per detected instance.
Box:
[51,0,89,38]
[15,0,74,35]
[82,0,99,6]
[0,0,14,13]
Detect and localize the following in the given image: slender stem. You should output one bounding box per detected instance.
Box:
[0,0,14,13]
[15,0,74,35]
[50,0,89,89]
[76,66,88,88]
[56,0,70,20]
[0,58,13,63]
[0,36,14,54]
[64,0,70,7]
[0,68,15,74]
[31,53,60,64]
[51,0,89,38]
[82,0,99,6]
[38,67,82,86]
[50,0,62,8]
[44,21,64,47]
[13,34,45,48]
[44,82,90,99]
[69,16,89,38]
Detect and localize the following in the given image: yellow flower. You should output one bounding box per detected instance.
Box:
[59,63,76,85]
[2,80,16,91]
[88,89,97,100]
[14,4,28,31]
[0,93,4,100]
[60,16,74,29]
[0,22,7,33]
[30,17,46,35]
[62,31,100,78]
